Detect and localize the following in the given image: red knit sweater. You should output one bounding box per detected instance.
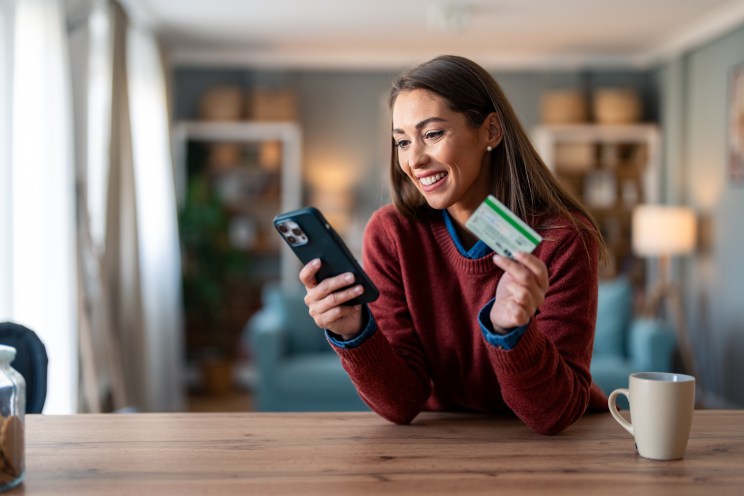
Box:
[333,204,608,435]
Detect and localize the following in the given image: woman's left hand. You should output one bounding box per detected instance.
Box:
[490,252,549,333]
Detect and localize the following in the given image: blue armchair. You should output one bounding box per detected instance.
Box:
[244,284,367,411]
[590,277,678,397]
[245,277,676,412]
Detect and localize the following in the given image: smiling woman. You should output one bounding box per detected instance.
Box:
[290,55,612,435]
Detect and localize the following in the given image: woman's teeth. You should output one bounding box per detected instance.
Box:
[420,172,447,186]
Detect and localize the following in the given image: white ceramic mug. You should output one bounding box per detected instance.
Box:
[608,372,695,460]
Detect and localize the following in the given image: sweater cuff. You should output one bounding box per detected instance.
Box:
[478,298,529,350]
[326,304,376,349]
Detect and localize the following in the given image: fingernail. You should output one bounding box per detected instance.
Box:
[354,285,363,294]
[345,273,354,283]
[312,259,321,267]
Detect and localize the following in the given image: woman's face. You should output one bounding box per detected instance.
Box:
[392,89,497,217]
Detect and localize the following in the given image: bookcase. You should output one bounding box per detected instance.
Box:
[172,121,302,362]
[532,124,661,282]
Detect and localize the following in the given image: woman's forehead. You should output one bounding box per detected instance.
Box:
[392,90,453,128]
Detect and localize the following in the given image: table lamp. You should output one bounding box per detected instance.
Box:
[632,205,697,377]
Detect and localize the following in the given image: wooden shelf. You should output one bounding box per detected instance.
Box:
[532,124,661,281]
[173,121,304,360]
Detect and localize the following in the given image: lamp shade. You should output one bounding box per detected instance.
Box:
[632,205,697,256]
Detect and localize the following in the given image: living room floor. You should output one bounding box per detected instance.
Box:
[186,358,255,412]
[188,386,253,412]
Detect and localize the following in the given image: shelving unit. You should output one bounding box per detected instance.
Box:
[173,121,302,284]
[172,121,302,366]
[532,124,661,281]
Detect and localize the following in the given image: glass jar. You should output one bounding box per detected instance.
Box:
[0,345,25,492]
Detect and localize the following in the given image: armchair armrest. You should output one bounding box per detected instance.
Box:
[627,318,677,372]
[244,307,289,374]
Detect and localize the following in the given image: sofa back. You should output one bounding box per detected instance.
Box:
[594,276,633,358]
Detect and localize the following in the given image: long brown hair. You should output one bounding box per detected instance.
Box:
[388,54,609,264]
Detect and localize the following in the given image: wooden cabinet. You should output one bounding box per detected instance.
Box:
[172,121,302,359]
[532,124,661,282]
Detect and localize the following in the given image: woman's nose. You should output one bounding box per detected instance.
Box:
[407,141,429,169]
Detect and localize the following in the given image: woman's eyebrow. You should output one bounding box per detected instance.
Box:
[393,116,447,134]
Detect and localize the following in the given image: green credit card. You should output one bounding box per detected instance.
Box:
[464,195,542,259]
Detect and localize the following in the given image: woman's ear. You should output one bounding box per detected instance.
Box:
[484,112,503,148]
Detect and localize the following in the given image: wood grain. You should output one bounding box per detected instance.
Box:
[16,410,744,495]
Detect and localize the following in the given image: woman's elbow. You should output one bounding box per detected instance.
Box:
[373,405,420,425]
[524,397,589,435]
[531,421,570,436]
[361,395,422,425]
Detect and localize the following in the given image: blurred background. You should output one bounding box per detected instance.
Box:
[1,0,743,414]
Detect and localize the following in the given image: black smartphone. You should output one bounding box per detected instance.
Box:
[273,207,379,305]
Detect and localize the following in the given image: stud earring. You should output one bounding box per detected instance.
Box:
[487,146,493,152]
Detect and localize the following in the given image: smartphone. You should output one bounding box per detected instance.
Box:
[273,207,379,305]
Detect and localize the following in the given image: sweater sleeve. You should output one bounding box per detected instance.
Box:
[485,223,601,435]
[332,211,432,424]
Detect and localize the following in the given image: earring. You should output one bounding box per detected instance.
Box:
[487,146,493,152]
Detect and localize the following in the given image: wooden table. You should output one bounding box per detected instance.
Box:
[14,410,744,495]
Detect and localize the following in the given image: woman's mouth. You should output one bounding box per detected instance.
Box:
[419,172,448,187]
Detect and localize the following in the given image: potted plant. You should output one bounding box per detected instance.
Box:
[179,175,248,394]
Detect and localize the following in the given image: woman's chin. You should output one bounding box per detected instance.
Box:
[422,195,451,211]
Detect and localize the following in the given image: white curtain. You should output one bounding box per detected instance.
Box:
[1,0,184,413]
[69,0,127,413]
[0,0,13,318]
[0,0,78,414]
[70,0,184,412]
[125,22,185,412]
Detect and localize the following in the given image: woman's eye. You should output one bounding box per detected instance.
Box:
[395,139,411,149]
[424,130,444,141]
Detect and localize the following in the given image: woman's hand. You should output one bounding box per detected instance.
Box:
[490,252,549,333]
[299,258,365,340]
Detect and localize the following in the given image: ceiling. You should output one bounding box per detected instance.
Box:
[121,0,744,70]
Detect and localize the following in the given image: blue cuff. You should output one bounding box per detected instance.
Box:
[325,304,376,349]
[478,298,529,350]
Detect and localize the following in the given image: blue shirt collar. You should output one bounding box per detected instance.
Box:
[441,209,492,259]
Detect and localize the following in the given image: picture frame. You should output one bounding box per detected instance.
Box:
[729,62,744,184]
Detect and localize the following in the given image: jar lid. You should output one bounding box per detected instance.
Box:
[0,345,17,362]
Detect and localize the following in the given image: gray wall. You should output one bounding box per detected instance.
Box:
[172,66,656,224]
[660,24,744,407]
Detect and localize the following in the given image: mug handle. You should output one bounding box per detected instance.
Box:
[608,388,633,436]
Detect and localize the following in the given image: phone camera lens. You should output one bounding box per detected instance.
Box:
[291,227,302,236]
[278,224,289,233]
[287,235,297,244]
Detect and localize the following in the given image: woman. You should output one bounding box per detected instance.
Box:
[299,55,609,435]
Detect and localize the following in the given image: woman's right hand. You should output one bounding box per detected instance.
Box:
[299,258,365,340]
